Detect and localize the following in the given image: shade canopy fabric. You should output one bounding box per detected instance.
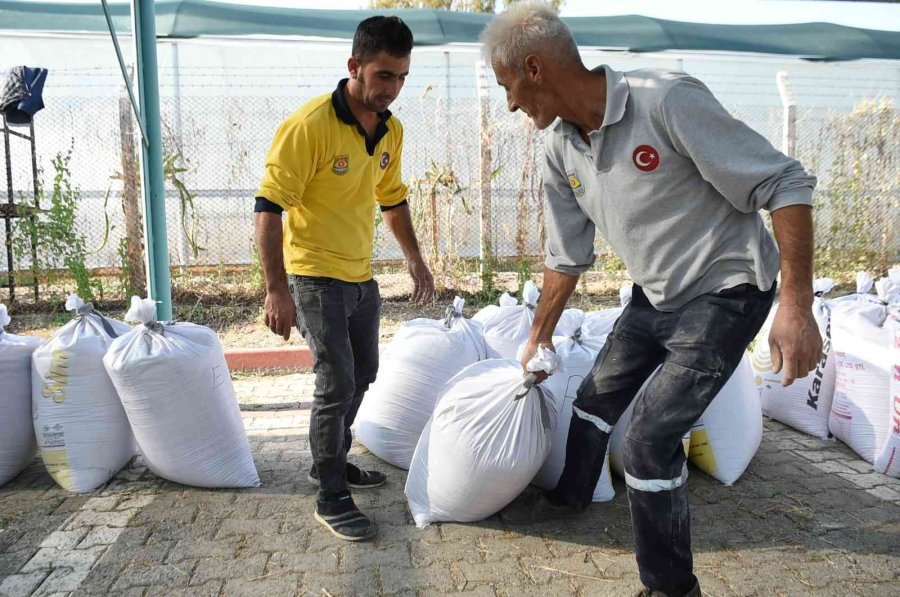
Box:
[0,0,898,61]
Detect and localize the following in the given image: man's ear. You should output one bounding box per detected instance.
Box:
[348,57,361,79]
[524,54,543,83]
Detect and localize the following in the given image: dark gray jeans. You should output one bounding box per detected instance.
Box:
[553,283,775,593]
[289,275,381,501]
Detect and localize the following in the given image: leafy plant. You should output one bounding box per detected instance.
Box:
[14,148,100,301]
[810,98,900,279]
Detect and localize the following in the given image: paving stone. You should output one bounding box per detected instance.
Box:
[65,509,137,530]
[340,542,411,571]
[866,485,900,501]
[266,550,338,575]
[33,566,97,595]
[144,580,224,597]
[110,562,192,591]
[0,570,50,596]
[215,518,280,539]
[410,536,482,567]
[813,460,860,475]
[302,570,379,597]
[167,538,240,563]
[78,527,124,549]
[190,554,268,586]
[80,497,120,512]
[2,395,899,597]
[20,545,107,573]
[453,558,535,589]
[476,534,552,563]
[421,587,497,597]
[222,575,301,596]
[117,495,158,511]
[38,529,89,550]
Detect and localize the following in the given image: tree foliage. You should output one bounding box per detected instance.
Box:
[368,0,565,12]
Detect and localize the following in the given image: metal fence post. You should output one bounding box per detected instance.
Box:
[476,58,493,280]
[776,71,796,157]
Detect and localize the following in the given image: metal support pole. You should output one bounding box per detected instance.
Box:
[132,0,173,320]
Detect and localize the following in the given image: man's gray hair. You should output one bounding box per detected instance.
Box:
[479,2,579,71]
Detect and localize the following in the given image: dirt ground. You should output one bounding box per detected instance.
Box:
[5,272,628,349]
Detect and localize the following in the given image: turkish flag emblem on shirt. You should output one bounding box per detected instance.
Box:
[632,145,660,172]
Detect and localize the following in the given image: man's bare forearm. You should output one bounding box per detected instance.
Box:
[382,204,424,262]
[771,204,814,308]
[529,268,580,343]
[255,211,289,293]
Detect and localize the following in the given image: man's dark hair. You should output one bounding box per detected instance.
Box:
[352,16,413,62]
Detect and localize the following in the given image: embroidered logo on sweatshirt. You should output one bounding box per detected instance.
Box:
[332,154,350,175]
[567,170,586,198]
[632,145,660,172]
[380,151,391,169]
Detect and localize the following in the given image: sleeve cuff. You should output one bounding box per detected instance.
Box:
[254,197,284,214]
[544,255,595,276]
[768,187,814,212]
[379,199,408,212]
[255,184,295,212]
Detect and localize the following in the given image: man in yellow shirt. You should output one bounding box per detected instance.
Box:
[254,16,434,542]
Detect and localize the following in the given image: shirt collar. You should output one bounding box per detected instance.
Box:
[553,65,629,136]
[331,78,392,127]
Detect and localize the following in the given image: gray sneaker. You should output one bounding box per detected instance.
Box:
[500,490,586,525]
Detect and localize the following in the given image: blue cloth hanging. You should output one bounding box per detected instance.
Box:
[1,66,48,125]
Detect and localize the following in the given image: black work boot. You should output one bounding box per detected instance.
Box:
[635,576,701,597]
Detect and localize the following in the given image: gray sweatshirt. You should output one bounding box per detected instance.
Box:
[543,66,816,311]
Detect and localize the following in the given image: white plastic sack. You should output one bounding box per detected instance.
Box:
[355,297,488,469]
[582,284,632,340]
[31,296,135,492]
[829,276,898,464]
[688,355,762,485]
[472,291,518,325]
[751,278,836,439]
[104,297,259,488]
[405,348,559,526]
[610,357,760,485]
[0,305,42,486]
[875,305,900,477]
[476,281,540,359]
[524,310,614,502]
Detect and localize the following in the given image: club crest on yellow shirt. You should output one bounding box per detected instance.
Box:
[567,170,585,198]
[332,154,350,175]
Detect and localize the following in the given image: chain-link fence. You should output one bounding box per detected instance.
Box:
[2,38,898,304]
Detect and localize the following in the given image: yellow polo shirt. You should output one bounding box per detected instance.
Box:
[256,81,408,282]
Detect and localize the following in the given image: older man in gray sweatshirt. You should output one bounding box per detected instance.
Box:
[481,4,823,597]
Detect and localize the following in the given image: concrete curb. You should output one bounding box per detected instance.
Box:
[224,346,313,372]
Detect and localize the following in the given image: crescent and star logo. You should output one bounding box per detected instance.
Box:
[380,151,390,170]
[632,145,660,172]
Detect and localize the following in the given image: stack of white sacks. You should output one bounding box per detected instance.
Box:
[0,304,42,486]
[474,281,540,358]
[0,294,259,490]
[750,270,900,479]
[355,297,488,469]
[387,284,770,526]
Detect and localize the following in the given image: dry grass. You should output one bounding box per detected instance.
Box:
[3,269,627,349]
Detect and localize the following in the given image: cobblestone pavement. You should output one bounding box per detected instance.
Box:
[1,373,898,597]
